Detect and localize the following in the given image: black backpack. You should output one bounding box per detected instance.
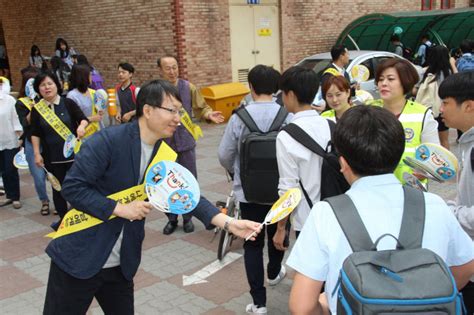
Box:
[282,120,349,207]
[396,44,414,61]
[236,106,288,204]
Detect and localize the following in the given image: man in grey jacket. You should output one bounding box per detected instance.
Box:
[439,71,474,314]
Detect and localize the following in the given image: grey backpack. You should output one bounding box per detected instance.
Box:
[326,186,465,314]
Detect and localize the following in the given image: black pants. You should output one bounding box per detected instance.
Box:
[43,262,133,315]
[461,281,474,315]
[0,148,20,201]
[240,202,286,307]
[47,161,72,218]
[166,149,196,223]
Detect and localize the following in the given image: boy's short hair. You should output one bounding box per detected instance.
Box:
[330,44,347,61]
[333,106,405,177]
[390,34,400,42]
[375,58,419,94]
[248,65,280,96]
[459,39,473,54]
[118,62,135,74]
[439,71,474,105]
[136,79,181,117]
[279,66,319,105]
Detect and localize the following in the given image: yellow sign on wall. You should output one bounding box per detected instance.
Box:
[258,28,272,36]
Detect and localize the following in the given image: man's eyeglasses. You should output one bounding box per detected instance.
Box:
[158,106,186,117]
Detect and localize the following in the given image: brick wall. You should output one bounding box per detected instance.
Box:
[179,0,232,87]
[0,0,175,89]
[1,0,471,89]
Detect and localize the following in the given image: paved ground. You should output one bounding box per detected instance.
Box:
[0,122,460,315]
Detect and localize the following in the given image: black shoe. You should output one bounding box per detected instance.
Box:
[183,220,194,233]
[163,221,178,235]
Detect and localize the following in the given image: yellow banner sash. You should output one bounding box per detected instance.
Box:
[84,89,100,139]
[180,110,203,141]
[35,99,82,153]
[46,142,177,239]
[19,97,34,111]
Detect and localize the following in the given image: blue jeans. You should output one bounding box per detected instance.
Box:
[25,139,49,202]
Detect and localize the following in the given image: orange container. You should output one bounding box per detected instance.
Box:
[201,82,249,122]
[107,88,117,116]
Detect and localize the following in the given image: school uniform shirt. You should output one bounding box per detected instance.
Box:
[276,109,331,231]
[0,93,23,150]
[116,83,137,116]
[287,174,474,314]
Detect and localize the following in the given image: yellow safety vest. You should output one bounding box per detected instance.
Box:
[321,109,337,122]
[368,99,428,184]
[83,89,100,139]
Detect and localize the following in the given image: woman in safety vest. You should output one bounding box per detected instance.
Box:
[30,71,88,218]
[370,58,440,183]
[321,75,352,122]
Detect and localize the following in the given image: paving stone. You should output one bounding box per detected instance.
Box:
[0,217,48,240]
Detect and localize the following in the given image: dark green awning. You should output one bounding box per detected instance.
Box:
[336,8,474,52]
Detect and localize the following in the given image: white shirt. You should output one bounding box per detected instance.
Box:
[0,93,23,150]
[287,174,474,314]
[276,110,331,231]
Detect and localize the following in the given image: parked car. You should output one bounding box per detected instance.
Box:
[297,50,424,102]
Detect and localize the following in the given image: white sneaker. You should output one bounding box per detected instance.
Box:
[267,265,286,286]
[246,303,267,314]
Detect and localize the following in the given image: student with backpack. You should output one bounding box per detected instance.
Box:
[273,66,345,251]
[438,71,474,314]
[218,65,289,315]
[456,39,474,72]
[287,105,474,315]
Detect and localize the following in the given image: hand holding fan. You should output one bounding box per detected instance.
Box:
[245,188,302,241]
[94,89,108,112]
[13,149,29,169]
[43,167,61,191]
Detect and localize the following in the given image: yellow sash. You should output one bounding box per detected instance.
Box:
[83,89,100,138]
[180,110,203,141]
[19,97,34,111]
[46,142,177,239]
[323,68,342,77]
[34,99,82,153]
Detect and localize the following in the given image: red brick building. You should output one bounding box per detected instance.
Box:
[0,0,471,90]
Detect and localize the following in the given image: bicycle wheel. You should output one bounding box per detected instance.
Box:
[217,196,238,260]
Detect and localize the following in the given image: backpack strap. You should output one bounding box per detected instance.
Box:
[235,107,262,133]
[268,106,288,132]
[282,123,327,158]
[471,147,474,172]
[397,186,425,250]
[325,194,375,252]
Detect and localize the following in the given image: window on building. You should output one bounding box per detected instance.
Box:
[421,0,434,10]
[441,0,451,9]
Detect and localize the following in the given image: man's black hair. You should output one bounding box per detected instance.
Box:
[333,106,405,177]
[33,70,63,96]
[279,66,319,105]
[459,39,474,54]
[439,71,474,105]
[136,79,182,117]
[330,44,347,61]
[390,34,400,42]
[248,65,280,95]
[118,62,135,74]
